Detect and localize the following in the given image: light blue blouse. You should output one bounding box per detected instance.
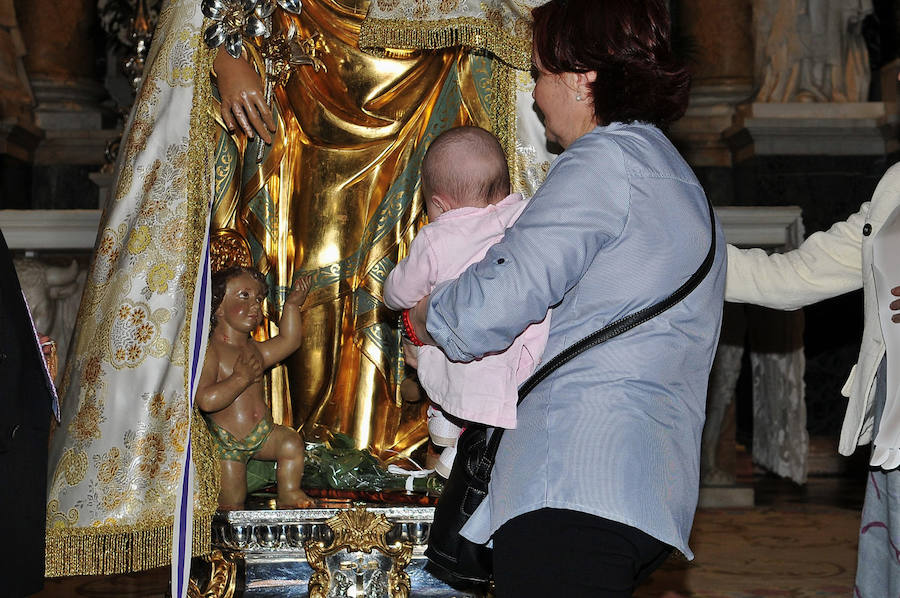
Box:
[427,122,726,559]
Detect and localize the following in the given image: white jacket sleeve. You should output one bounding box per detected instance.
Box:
[725,203,868,310]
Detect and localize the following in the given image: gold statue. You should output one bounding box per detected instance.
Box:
[45,0,540,577]
[210,0,497,460]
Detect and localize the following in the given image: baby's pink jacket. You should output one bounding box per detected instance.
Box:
[383,193,551,429]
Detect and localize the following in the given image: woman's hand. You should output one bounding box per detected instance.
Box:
[891,286,900,323]
[408,295,435,346]
[38,334,54,356]
[214,48,276,143]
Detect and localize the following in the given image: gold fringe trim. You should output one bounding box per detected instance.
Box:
[45,413,219,577]
[45,515,212,577]
[489,59,519,178]
[359,17,531,71]
[184,18,222,519]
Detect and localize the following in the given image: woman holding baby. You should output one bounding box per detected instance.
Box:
[405,0,726,595]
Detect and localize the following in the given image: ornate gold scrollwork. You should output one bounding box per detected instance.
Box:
[188,549,239,598]
[305,505,413,598]
[210,229,254,274]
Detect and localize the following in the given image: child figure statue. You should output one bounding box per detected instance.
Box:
[197,266,314,509]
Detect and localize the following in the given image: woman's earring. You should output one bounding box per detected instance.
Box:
[575,93,583,101]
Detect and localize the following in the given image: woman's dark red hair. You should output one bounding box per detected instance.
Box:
[532,0,691,128]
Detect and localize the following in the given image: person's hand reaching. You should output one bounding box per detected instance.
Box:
[891,286,900,323]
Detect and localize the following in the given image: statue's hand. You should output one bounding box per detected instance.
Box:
[214,48,276,144]
[284,275,312,308]
[233,345,264,384]
[892,286,900,323]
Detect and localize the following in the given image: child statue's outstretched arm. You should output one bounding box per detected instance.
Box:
[257,276,311,367]
[195,345,264,413]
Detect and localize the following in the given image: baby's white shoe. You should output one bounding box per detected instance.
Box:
[427,405,462,447]
[435,443,457,479]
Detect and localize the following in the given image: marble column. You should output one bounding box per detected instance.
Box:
[669,0,754,170]
[16,0,106,132]
[13,0,116,208]
[0,1,40,207]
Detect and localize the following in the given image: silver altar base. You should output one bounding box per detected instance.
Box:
[191,504,487,598]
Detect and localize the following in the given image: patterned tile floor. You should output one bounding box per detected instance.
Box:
[34,468,869,598]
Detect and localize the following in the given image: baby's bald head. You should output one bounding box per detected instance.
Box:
[421,127,511,215]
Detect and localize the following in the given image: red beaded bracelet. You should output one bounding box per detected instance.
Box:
[401,309,425,347]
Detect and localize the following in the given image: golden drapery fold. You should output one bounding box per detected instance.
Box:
[360,0,554,199]
[210,0,508,460]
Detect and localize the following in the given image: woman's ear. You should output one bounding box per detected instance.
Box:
[575,71,598,88]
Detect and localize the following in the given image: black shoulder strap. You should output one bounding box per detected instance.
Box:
[478,194,718,470]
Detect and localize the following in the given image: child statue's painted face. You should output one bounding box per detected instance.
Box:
[215,272,266,335]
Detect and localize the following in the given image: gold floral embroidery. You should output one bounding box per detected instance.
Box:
[60,449,89,486]
[100,489,125,512]
[127,226,152,255]
[142,160,163,195]
[96,448,121,484]
[91,228,121,286]
[161,460,182,485]
[148,392,166,417]
[139,199,165,219]
[46,499,79,529]
[45,0,219,576]
[439,0,458,12]
[109,300,169,369]
[70,401,104,442]
[147,263,175,293]
[81,354,104,391]
[167,404,190,453]
[136,433,166,478]
[161,219,188,253]
[484,6,504,29]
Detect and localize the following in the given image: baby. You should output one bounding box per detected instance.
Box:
[384,126,551,477]
[197,265,314,509]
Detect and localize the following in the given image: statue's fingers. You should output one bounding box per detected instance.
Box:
[231,102,254,138]
[252,93,276,133]
[243,94,272,144]
[220,101,238,133]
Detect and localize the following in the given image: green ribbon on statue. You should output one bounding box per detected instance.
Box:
[246,433,442,494]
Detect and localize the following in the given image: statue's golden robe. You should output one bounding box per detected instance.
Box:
[45,0,551,579]
[213,0,550,460]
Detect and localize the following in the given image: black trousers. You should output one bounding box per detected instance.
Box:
[492,508,673,597]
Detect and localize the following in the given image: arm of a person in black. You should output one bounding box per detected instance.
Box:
[0,236,53,453]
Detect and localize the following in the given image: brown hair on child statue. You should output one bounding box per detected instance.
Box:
[197,265,315,510]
